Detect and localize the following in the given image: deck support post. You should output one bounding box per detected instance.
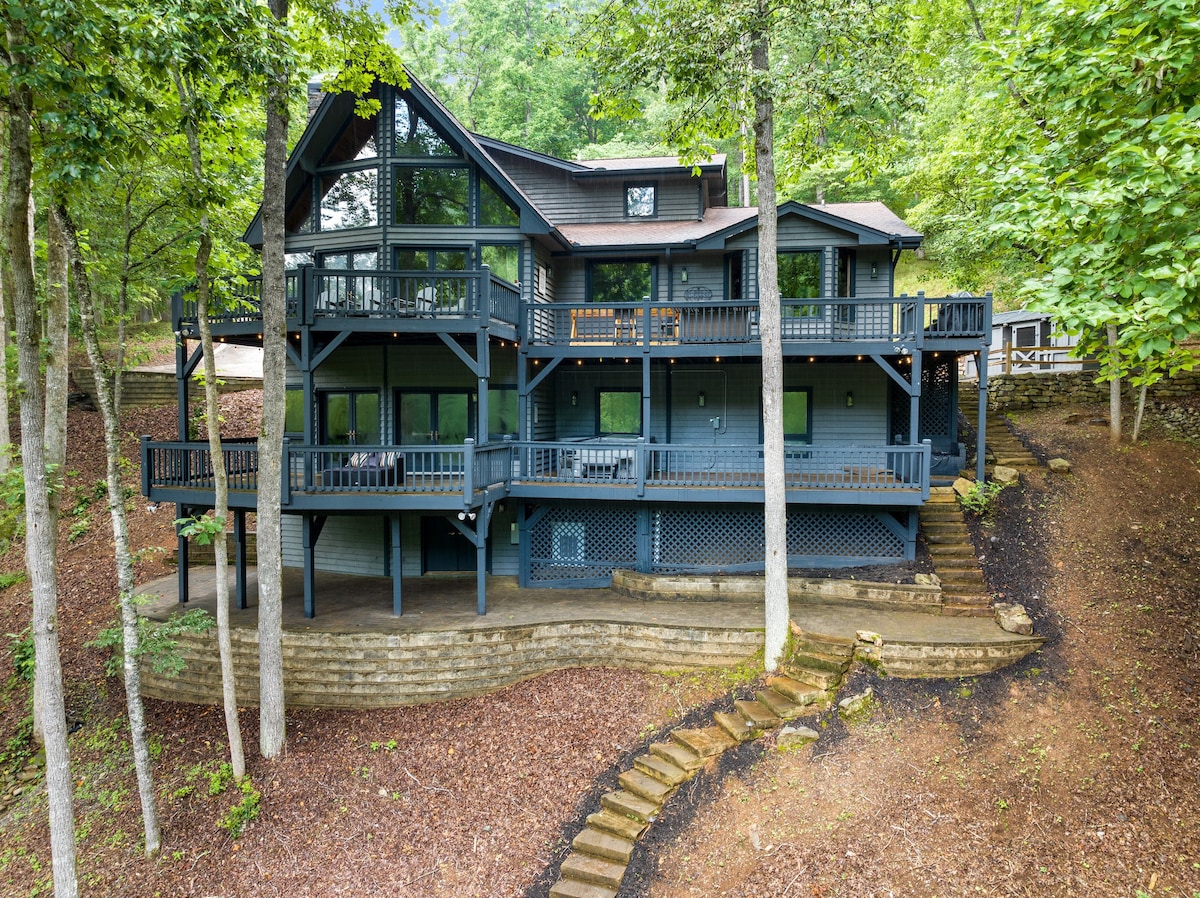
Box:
[389,513,403,616]
[176,504,189,604]
[909,349,923,446]
[234,508,248,610]
[976,351,989,483]
[302,514,326,619]
[636,506,652,573]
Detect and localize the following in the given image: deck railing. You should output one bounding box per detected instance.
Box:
[524,293,989,348]
[142,438,930,506]
[177,265,521,331]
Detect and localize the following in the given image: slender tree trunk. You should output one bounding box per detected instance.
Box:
[1132,382,1147,442]
[175,68,245,778]
[751,11,788,672]
[55,203,162,857]
[1107,323,1122,444]
[3,38,79,896]
[45,210,70,483]
[258,0,290,759]
[0,264,10,473]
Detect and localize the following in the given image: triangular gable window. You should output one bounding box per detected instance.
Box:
[395,97,460,158]
[321,107,379,165]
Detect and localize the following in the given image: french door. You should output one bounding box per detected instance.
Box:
[397,389,475,471]
[320,390,380,445]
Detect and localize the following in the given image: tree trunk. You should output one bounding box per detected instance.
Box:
[257,0,290,759]
[1107,323,1122,444]
[1132,381,1148,442]
[55,203,162,857]
[175,66,246,778]
[45,210,70,483]
[0,263,10,474]
[3,41,79,896]
[751,12,788,672]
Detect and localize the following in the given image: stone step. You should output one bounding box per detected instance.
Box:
[765,675,825,705]
[549,877,618,898]
[713,710,753,743]
[920,520,968,533]
[942,603,994,618]
[586,809,647,842]
[929,543,977,556]
[939,571,986,586]
[788,649,852,674]
[919,508,966,521]
[573,826,635,864]
[559,853,627,891]
[600,790,658,824]
[755,688,804,720]
[649,741,704,772]
[779,664,842,692]
[924,533,974,546]
[670,726,736,759]
[633,753,689,787]
[617,769,674,805]
[733,699,782,730]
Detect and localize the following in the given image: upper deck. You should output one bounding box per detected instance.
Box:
[177,268,990,357]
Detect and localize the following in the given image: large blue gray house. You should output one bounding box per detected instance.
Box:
[141,74,992,617]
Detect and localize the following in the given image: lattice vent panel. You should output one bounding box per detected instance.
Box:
[889,357,955,443]
[652,507,905,572]
[528,505,638,582]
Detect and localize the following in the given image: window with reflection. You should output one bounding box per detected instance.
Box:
[319,250,378,270]
[625,183,657,218]
[783,389,812,443]
[589,260,653,304]
[393,165,469,225]
[598,390,642,436]
[319,168,378,230]
[480,177,519,226]
[322,108,379,164]
[779,251,822,317]
[481,244,520,284]
[394,97,460,157]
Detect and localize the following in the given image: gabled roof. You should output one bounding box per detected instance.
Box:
[573,155,727,177]
[993,308,1051,326]
[243,71,556,246]
[696,200,923,250]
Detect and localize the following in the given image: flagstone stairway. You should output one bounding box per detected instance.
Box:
[919,487,991,617]
[548,634,855,898]
[959,388,1042,474]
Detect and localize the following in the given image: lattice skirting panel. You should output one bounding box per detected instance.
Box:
[527,505,639,586]
[526,503,914,585]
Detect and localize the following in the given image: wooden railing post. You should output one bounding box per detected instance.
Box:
[464,438,475,502]
[300,263,315,326]
[281,437,292,505]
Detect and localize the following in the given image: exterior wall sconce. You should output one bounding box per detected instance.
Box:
[845,391,854,408]
[680,267,689,283]
[570,391,579,406]
[698,391,706,407]
[870,261,878,279]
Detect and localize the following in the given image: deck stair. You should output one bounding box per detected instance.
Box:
[548,647,853,898]
[959,389,1041,474]
[920,487,991,617]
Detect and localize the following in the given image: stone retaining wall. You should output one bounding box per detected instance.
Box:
[72,368,262,407]
[611,570,943,612]
[985,369,1200,413]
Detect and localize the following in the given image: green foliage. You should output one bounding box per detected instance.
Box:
[176,512,226,546]
[959,480,1010,519]
[89,606,215,678]
[0,571,27,591]
[207,763,261,838]
[8,629,35,683]
[0,462,27,553]
[982,0,1200,386]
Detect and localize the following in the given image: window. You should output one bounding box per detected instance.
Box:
[625,182,657,218]
[320,390,381,445]
[783,389,812,443]
[319,168,378,230]
[481,244,520,284]
[319,249,378,270]
[488,386,518,439]
[285,388,305,435]
[394,248,468,271]
[394,97,459,157]
[598,389,641,436]
[779,251,821,316]
[285,251,314,268]
[322,107,379,164]
[725,251,744,300]
[393,165,469,226]
[480,177,519,226]
[589,260,653,305]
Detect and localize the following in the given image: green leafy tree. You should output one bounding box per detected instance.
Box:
[985,0,1200,442]
[580,0,913,669]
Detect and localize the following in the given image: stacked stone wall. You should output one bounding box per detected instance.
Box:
[985,369,1200,414]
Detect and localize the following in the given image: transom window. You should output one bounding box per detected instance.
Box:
[625,182,657,218]
[319,249,378,270]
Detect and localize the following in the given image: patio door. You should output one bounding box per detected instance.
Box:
[320,390,380,445]
[420,516,479,572]
[397,389,476,471]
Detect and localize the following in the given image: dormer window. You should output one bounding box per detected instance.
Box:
[625,182,657,218]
